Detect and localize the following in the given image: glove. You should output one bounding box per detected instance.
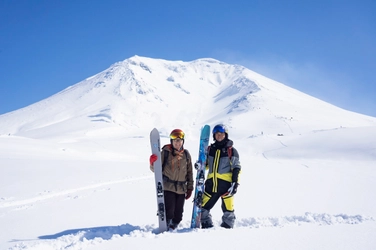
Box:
[149,154,157,173]
[194,162,201,170]
[149,154,157,166]
[185,189,193,200]
[226,182,238,196]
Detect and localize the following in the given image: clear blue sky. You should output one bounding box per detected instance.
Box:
[1,0,375,117]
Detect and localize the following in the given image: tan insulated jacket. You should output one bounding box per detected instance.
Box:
[161,144,194,194]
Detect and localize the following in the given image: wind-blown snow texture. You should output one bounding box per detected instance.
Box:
[1,56,376,250]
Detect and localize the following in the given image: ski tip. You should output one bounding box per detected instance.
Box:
[151,128,159,135]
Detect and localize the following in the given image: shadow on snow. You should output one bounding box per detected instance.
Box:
[37,223,157,240]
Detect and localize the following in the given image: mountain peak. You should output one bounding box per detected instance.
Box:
[0,56,375,139]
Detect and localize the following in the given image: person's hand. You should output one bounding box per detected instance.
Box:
[150,154,157,166]
[149,154,157,172]
[185,189,193,200]
[222,182,238,197]
[227,182,238,195]
[194,162,201,170]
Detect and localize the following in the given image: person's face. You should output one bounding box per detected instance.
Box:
[215,132,225,142]
[172,138,184,150]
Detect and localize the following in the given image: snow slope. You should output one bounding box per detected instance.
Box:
[0,56,375,250]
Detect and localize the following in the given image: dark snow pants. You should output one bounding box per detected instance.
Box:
[201,179,236,228]
[164,190,185,224]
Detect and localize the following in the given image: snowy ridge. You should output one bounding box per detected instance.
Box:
[237,213,373,228]
[1,56,375,139]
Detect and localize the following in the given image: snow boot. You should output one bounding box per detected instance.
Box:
[201,208,213,228]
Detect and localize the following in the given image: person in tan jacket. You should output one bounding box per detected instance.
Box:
[149,129,194,229]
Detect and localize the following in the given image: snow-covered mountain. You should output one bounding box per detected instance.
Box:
[1,55,375,141]
[1,56,376,250]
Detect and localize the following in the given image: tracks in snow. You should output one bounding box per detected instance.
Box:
[0,175,152,209]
